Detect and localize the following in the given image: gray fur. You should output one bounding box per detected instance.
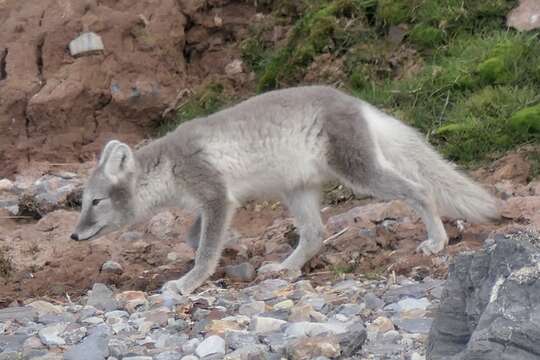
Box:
[72,85,499,295]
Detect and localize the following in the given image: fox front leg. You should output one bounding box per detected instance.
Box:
[162,200,233,295]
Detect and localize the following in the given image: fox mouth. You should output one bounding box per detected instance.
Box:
[77,225,108,241]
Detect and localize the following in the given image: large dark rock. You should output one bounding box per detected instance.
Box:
[427,233,540,360]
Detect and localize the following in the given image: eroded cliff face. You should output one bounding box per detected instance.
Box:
[0,0,256,177]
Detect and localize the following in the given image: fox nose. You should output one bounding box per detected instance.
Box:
[70,233,79,241]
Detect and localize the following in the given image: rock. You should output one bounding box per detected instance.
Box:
[238,301,266,317]
[155,352,183,360]
[181,338,200,354]
[369,316,394,333]
[0,179,14,192]
[393,318,432,334]
[386,297,431,313]
[250,317,287,334]
[225,330,259,351]
[428,233,540,359]
[108,338,129,358]
[195,335,226,358]
[69,32,104,57]
[62,324,87,345]
[115,291,148,313]
[101,261,123,274]
[224,344,268,360]
[206,319,243,335]
[37,323,66,347]
[224,262,256,282]
[64,325,110,360]
[382,329,401,343]
[286,336,341,360]
[87,284,119,312]
[337,320,367,357]
[180,356,199,360]
[364,292,384,310]
[272,299,294,311]
[147,211,177,240]
[225,59,244,76]
[508,0,540,31]
[285,322,348,338]
[288,304,314,322]
[0,307,38,323]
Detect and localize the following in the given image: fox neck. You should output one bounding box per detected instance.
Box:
[131,154,177,220]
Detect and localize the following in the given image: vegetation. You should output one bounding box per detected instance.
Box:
[161,0,539,167]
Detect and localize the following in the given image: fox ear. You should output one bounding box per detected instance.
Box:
[103,142,135,183]
[99,140,121,166]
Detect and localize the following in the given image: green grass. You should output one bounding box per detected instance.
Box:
[159,0,537,167]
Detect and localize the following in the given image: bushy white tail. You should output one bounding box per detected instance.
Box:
[363,103,500,223]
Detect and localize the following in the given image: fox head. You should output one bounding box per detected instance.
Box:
[71,140,138,241]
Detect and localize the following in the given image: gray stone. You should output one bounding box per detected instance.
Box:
[383,279,444,303]
[250,317,287,334]
[0,335,28,352]
[108,338,129,358]
[180,356,199,360]
[364,292,384,310]
[155,351,183,360]
[62,324,87,345]
[238,301,266,317]
[225,330,259,350]
[181,338,200,354]
[224,262,256,282]
[0,307,37,323]
[285,322,348,338]
[195,335,225,358]
[224,344,269,360]
[335,303,364,317]
[123,357,152,360]
[338,320,367,357]
[38,323,66,346]
[428,235,540,360]
[64,324,110,360]
[101,261,124,274]
[69,32,105,57]
[394,318,432,334]
[86,284,119,312]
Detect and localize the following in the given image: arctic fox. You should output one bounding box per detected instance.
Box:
[71,86,499,295]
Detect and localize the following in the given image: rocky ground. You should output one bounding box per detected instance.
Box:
[0,150,539,359]
[0,270,442,360]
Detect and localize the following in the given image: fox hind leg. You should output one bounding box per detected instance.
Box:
[325,122,448,255]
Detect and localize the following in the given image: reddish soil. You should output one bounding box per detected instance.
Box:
[1,151,538,308]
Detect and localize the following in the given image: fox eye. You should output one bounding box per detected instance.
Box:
[92,198,103,206]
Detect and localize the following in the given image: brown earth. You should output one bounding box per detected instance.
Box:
[0,152,538,307]
[0,0,257,178]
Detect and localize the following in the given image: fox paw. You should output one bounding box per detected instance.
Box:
[161,278,198,296]
[416,238,445,255]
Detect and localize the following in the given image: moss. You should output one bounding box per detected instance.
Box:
[435,86,538,162]
[469,0,517,17]
[376,0,410,25]
[477,40,527,84]
[510,104,540,135]
[409,24,446,48]
[256,0,370,92]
